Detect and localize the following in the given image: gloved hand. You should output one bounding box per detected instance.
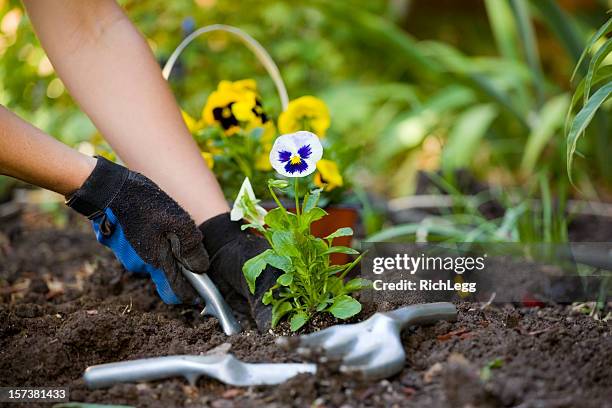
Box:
[66,157,209,304]
[199,213,281,331]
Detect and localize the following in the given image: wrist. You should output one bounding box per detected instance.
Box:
[199,212,243,256]
[75,155,98,187]
[66,156,129,218]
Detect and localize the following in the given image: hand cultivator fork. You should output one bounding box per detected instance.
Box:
[277,302,457,380]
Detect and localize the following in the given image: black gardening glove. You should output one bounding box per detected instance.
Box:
[199,212,281,331]
[66,157,209,304]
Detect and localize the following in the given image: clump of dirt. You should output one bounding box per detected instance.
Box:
[1,210,611,407]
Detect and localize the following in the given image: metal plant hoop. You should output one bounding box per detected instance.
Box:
[162,24,289,111]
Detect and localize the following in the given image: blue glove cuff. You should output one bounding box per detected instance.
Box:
[92,208,182,304]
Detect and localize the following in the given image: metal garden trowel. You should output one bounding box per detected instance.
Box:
[180,265,242,336]
[84,353,316,389]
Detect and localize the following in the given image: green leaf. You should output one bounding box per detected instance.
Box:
[442,104,498,170]
[277,273,294,286]
[263,251,293,273]
[290,312,309,331]
[262,290,273,305]
[302,188,322,212]
[271,231,300,257]
[324,265,346,276]
[240,223,266,233]
[265,208,289,229]
[328,295,362,319]
[322,246,360,256]
[583,37,612,102]
[327,276,344,296]
[571,16,612,80]
[566,82,612,181]
[381,86,476,159]
[324,227,354,241]
[521,94,570,173]
[484,0,520,61]
[510,0,545,103]
[339,252,366,280]
[312,237,329,254]
[567,65,612,119]
[242,249,272,294]
[344,278,372,293]
[271,301,293,328]
[366,224,420,241]
[301,207,327,229]
[316,298,332,312]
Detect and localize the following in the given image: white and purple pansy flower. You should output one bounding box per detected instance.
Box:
[270,131,323,177]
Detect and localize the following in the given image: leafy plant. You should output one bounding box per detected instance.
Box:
[233,131,368,331]
[565,17,612,184]
[241,179,368,331]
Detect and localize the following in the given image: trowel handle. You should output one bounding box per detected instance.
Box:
[180,266,242,335]
[84,356,216,389]
[385,302,457,330]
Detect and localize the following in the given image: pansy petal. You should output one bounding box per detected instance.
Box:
[278,150,292,163]
[269,131,323,177]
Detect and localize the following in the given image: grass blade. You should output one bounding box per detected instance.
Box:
[521,93,570,173]
[485,0,520,61]
[540,174,552,243]
[510,0,546,105]
[571,16,612,81]
[583,37,612,102]
[443,104,498,170]
[566,82,612,182]
[566,65,612,134]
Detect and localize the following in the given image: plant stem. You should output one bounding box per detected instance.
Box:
[294,178,301,218]
[268,185,286,213]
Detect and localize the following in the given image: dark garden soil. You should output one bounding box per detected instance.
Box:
[1,209,611,408]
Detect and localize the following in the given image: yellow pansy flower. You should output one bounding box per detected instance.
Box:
[202,79,268,135]
[219,78,257,94]
[231,94,260,124]
[314,159,343,191]
[278,96,331,138]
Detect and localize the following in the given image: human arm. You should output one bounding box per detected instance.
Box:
[22,0,229,225]
[0,106,96,195]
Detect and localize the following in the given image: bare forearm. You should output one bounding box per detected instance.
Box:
[23,0,228,224]
[0,107,96,195]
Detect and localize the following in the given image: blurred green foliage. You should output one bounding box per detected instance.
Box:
[0,0,610,205]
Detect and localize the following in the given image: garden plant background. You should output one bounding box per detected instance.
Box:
[2,0,610,216]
